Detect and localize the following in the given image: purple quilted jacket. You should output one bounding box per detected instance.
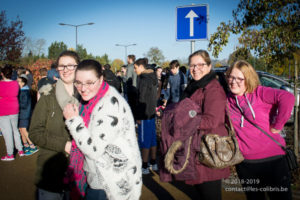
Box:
[160,79,230,184]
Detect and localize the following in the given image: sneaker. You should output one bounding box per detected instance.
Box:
[142,167,150,175]
[1,154,15,161]
[18,151,25,157]
[24,150,33,156]
[25,147,39,156]
[30,147,39,155]
[149,164,158,171]
[23,146,30,153]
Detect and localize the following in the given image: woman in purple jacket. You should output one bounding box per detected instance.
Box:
[180,50,230,200]
[226,60,295,200]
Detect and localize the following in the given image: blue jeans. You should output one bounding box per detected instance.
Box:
[85,187,107,200]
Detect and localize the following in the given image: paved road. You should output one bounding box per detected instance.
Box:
[0,137,247,200]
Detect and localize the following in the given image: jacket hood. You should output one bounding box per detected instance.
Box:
[39,83,53,96]
[140,69,157,86]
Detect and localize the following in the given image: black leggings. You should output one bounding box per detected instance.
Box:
[236,156,292,200]
[194,179,222,200]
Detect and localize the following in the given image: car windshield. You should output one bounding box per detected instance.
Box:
[259,76,283,89]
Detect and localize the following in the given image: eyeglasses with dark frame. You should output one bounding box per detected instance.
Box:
[74,79,99,88]
[57,65,78,71]
[189,63,208,69]
[227,75,245,84]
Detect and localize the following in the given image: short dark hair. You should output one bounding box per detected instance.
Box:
[56,50,80,66]
[39,68,48,76]
[104,64,111,70]
[144,57,149,65]
[121,65,127,69]
[50,63,57,69]
[128,55,136,62]
[169,60,180,69]
[76,59,103,78]
[134,58,147,68]
[155,66,162,71]
[17,66,26,76]
[1,64,13,79]
[18,76,28,85]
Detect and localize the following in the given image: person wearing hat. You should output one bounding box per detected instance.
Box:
[17,74,38,156]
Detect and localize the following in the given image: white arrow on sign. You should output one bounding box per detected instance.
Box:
[185,10,199,37]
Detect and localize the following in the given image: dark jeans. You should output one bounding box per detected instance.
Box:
[85,187,107,200]
[37,188,69,200]
[236,156,292,200]
[194,179,222,200]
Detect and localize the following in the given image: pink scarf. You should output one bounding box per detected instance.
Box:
[67,81,109,199]
[80,81,109,126]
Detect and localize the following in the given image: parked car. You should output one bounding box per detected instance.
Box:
[214,67,300,123]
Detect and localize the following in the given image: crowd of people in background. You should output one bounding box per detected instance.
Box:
[0,49,295,200]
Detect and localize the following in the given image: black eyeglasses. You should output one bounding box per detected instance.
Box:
[227,75,245,84]
[57,65,77,71]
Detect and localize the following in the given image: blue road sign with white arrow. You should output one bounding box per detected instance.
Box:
[176,4,208,41]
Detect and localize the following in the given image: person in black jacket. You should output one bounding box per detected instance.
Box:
[134,58,158,174]
[102,64,122,93]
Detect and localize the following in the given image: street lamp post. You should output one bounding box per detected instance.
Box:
[59,22,94,51]
[115,43,136,63]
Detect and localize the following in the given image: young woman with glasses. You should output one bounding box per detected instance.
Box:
[226,60,295,200]
[29,51,83,200]
[177,50,230,200]
[63,59,142,200]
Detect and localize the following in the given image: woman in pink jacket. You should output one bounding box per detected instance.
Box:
[0,65,24,161]
[226,60,295,200]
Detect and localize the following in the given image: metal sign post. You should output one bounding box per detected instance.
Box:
[191,41,195,54]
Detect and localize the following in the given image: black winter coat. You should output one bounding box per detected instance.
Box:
[135,69,157,120]
[103,69,122,93]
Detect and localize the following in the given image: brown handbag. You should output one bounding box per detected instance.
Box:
[198,107,244,169]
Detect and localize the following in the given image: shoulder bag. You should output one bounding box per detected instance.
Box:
[198,106,244,169]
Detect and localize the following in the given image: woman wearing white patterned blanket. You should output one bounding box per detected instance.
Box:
[63,59,142,200]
